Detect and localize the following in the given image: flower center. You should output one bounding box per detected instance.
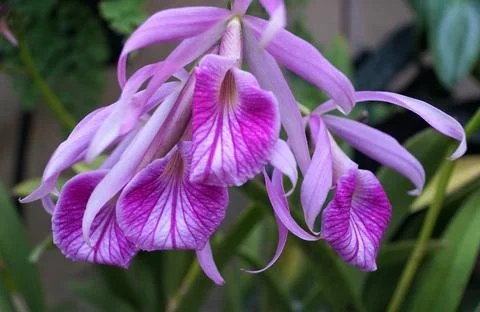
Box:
[219,70,238,108]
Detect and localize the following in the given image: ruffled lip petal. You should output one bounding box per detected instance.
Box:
[322,168,391,271]
[190,54,280,187]
[52,170,137,268]
[117,144,228,251]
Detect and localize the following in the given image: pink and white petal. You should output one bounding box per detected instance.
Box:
[118,7,231,86]
[20,105,113,203]
[270,140,298,195]
[264,170,319,241]
[244,28,311,174]
[117,144,228,251]
[232,0,253,14]
[244,17,355,114]
[0,19,17,46]
[323,115,425,195]
[301,116,332,232]
[258,0,286,47]
[197,242,225,285]
[355,91,466,159]
[191,55,280,187]
[52,171,137,268]
[243,215,288,273]
[322,168,391,271]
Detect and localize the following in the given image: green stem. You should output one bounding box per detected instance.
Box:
[387,107,480,312]
[18,38,76,130]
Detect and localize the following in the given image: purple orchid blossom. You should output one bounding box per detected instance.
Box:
[0,4,17,46]
[20,0,466,284]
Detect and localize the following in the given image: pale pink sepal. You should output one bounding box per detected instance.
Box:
[196,241,225,285]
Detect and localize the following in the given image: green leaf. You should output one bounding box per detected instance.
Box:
[433,2,480,87]
[96,266,140,309]
[0,183,46,312]
[0,277,15,312]
[377,240,445,268]
[323,34,353,79]
[70,280,136,312]
[99,0,147,35]
[405,189,480,312]
[378,129,450,240]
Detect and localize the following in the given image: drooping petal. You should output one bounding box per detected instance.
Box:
[244,28,311,174]
[301,115,332,232]
[258,0,286,47]
[118,7,231,86]
[0,19,17,46]
[20,105,113,203]
[52,171,137,268]
[41,196,56,215]
[117,144,228,251]
[232,0,253,14]
[322,168,391,271]
[323,115,426,195]
[196,241,225,285]
[269,140,298,195]
[243,215,288,273]
[355,91,467,159]
[244,17,356,114]
[264,170,319,241]
[191,55,280,186]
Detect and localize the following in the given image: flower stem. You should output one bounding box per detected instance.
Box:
[387,107,480,312]
[18,38,76,130]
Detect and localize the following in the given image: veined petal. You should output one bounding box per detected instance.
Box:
[196,242,224,285]
[322,168,391,271]
[118,7,231,86]
[244,28,311,175]
[244,17,355,114]
[355,91,467,159]
[258,0,286,47]
[232,0,253,14]
[20,105,113,203]
[301,115,332,232]
[323,115,425,195]
[264,170,319,241]
[191,55,280,186]
[117,144,228,251]
[269,140,298,195]
[52,170,137,268]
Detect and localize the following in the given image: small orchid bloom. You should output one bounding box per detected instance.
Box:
[0,4,17,46]
[301,91,466,271]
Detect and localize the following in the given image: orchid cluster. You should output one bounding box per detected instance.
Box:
[21,0,466,284]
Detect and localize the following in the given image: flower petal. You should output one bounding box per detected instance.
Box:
[264,170,319,241]
[20,105,113,203]
[196,241,225,285]
[232,0,253,14]
[322,168,391,271]
[118,7,231,86]
[269,140,298,195]
[258,0,286,47]
[244,17,356,114]
[191,55,280,186]
[117,144,228,251]
[244,28,311,174]
[0,19,17,46]
[52,170,137,268]
[355,91,467,160]
[302,115,332,232]
[323,115,425,195]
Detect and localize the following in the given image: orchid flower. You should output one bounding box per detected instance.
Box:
[0,4,17,46]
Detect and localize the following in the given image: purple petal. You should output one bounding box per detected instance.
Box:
[118,7,231,86]
[244,28,311,175]
[52,170,137,268]
[117,144,228,251]
[258,0,286,47]
[323,115,426,195]
[244,17,355,114]
[322,168,391,271]
[355,91,467,159]
[232,0,253,14]
[20,105,113,203]
[0,19,17,46]
[196,241,225,285]
[269,140,298,195]
[191,55,280,186]
[243,215,287,273]
[41,196,56,215]
[301,115,332,232]
[264,170,319,241]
